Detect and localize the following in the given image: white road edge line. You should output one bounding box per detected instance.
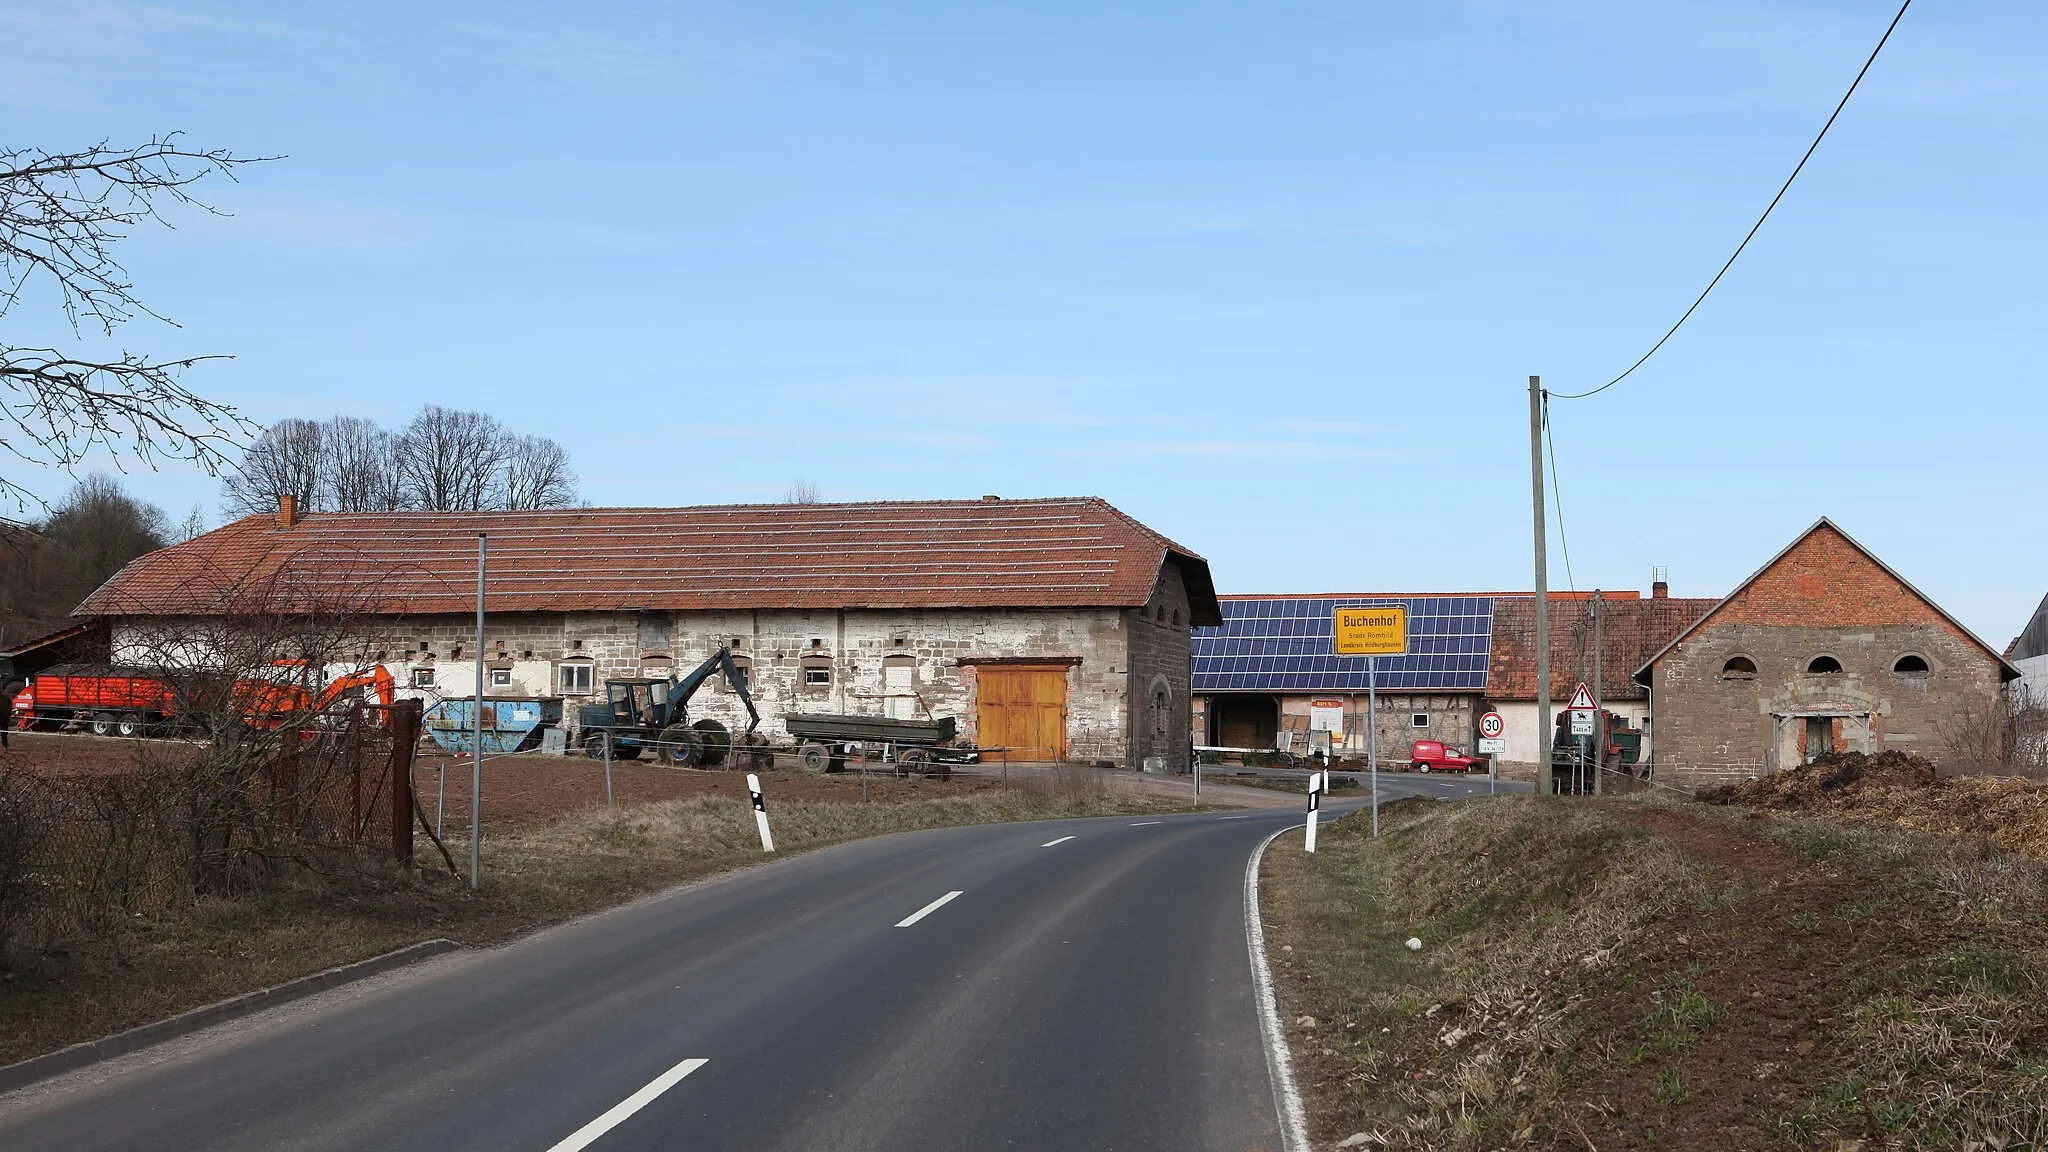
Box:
[1041,835,1076,847]
[1128,820,1164,826]
[1217,814,1252,820]
[1245,825,1311,1152]
[895,890,964,928]
[545,1056,708,1152]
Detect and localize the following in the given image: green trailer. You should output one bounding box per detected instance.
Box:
[780,713,965,776]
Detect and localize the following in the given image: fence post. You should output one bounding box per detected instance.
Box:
[388,699,421,864]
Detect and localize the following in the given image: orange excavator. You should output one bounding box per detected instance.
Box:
[237,661,397,730]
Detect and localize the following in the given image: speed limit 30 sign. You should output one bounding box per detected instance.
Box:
[1477,711,1506,755]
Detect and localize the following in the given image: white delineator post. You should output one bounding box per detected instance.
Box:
[1304,770,1325,853]
[747,773,775,852]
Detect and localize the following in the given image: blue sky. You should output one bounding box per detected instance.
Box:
[5,1,2043,643]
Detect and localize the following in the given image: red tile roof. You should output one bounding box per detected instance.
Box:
[1489,594,1716,702]
[77,498,1222,623]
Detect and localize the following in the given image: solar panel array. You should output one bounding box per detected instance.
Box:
[1192,596,1494,693]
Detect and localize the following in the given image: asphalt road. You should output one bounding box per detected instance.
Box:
[0,774,1510,1152]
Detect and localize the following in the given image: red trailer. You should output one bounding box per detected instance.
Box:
[12,664,177,736]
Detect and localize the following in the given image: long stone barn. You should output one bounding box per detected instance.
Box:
[75,496,1221,769]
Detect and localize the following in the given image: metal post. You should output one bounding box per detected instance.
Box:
[1489,750,1498,796]
[436,762,445,840]
[1531,376,1552,797]
[470,533,485,890]
[747,773,775,852]
[1304,770,1323,853]
[1592,590,1604,796]
[603,727,614,807]
[1368,655,1379,838]
[1193,752,1200,805]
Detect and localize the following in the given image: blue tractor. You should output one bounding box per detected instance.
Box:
[577,646,762,768]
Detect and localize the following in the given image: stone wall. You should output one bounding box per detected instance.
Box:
[1650,621,2003,792]
[111,600,1155,765]
[1126,562,1196,770]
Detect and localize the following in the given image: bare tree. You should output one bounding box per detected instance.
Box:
[0,473,167,643]
[220,418,321,517]
[176,503,207,542]
[394,406,509,511]
[1,137,269,508]
[784,480,820,504]
[320,415,404,512]
[503,434,577,510]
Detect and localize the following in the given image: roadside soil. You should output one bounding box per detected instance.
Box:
[1261,794,2048,1151]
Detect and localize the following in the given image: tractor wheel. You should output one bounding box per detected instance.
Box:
[897,748,932,777]
[655,724,704,768]
[90,712,118,737]
[583,732,612,760]
[798,742,831,774]
[115,713,147,738]
[691,719,732,767]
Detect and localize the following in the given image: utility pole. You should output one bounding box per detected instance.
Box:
[1592,590,1604,796]
[1531,376,1551,796]
[471,533,486,890]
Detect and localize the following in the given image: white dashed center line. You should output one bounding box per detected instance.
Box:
[1128,821,1164,826]
[1041,836,1075,847]
[895,891,964,928]
[545,1056,708,1152]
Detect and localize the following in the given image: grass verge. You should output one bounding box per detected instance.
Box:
[1,772,1176,1069]
[1259,794,2048,1151]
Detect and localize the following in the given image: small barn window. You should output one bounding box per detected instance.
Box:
[410,667,436,689]
[1721,656,1757,680]
[1806,655,1843,674]
[1171,609,1181,627]
[805,668,831,685]
[558,663,593,693]
[489,669,512,688]
[1892,654,1930,675]
[801,655,833,687]
[1410,713,1430,728]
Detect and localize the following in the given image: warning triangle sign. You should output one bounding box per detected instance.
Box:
[1567,683,1596,711]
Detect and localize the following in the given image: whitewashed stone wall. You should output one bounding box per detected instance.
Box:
[112,602,1165,764]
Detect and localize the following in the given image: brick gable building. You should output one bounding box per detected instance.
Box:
[1634,519,2018,792]
[76,497,1220,769]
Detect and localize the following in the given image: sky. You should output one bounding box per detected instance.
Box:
[4,0,2043,643]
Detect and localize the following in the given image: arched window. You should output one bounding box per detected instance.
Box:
[1806,655,1843,674]
[1892,654,1930,675]
[1721,656,1757,680]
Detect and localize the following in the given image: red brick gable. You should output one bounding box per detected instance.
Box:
[1712,523,1959,633]
[1635,519,2017,681]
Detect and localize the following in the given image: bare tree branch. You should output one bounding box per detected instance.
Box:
[1,135,272,507]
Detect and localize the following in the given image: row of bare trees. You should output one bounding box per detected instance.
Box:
[221,407,579,516]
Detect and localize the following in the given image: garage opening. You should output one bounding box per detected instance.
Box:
[1212,695,1279,750]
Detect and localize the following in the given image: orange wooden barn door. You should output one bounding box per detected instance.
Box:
[976,665,1069,763]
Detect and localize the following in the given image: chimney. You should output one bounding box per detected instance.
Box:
[277,493,299,529]
[1652,580,1668,599]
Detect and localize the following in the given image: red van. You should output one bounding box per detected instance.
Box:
[1410,739,1483,773]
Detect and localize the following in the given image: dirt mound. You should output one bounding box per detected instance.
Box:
[1700,751,2048,861]
[1698,749,1937,810]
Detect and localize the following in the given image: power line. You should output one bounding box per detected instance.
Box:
[1550,0,1914,401]
[1542,397,1577,592]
